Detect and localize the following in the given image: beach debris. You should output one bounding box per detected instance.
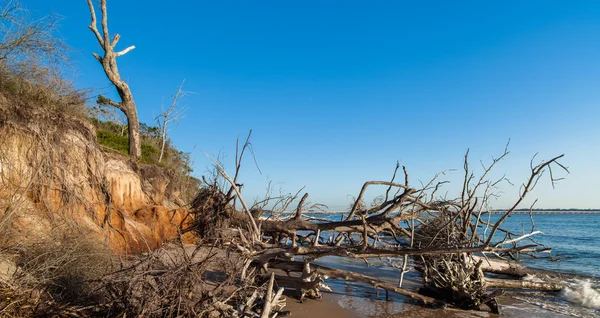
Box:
[188,135,568,315]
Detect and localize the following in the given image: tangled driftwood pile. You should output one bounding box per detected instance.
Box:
[188,134,568,316]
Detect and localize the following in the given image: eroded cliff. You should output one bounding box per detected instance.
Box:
[0,98,194,253]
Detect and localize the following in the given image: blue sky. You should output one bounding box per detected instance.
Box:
[27,0,600,209]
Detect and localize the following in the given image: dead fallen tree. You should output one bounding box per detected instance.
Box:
[266,259,441,305]
[486,277,563,291]
[188,135,569,315]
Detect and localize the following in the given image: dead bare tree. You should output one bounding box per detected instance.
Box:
[86,0,141,159]
[189,136,569,314]
[155,80,190,163]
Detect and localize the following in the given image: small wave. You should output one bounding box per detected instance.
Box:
[561,280,600,310]
[523,274,547,283]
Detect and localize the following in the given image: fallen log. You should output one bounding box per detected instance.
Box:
[476,256,531,277]
[274,275,331,302]
[486,278,563,291]
[475,256,570,281]
[259,213,411,235]
[267,260,444,306]
[260,273,286,318]
[254,244,551,266]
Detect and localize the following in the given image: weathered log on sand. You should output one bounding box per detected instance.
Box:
[477,256,530,277]
[475,256,569,283]
[475,256,543,278]
[260,272,286,318]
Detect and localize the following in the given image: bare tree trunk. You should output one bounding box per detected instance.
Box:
[156,81,189,163]
[128,113,141,158]
[87,0,141,159]
[158,118,167,163]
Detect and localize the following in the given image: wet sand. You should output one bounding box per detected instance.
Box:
[283,293,360,318]
[285,290,582,318]
[284,292,489,318]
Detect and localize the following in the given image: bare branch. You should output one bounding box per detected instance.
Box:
[293,193,309,220]
[204,153,260,239]
[484,154,565,246]
[116,45,135,56]
[85,0,103,46]
[100,0,109,46]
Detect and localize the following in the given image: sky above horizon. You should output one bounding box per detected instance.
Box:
[25,0,600,209]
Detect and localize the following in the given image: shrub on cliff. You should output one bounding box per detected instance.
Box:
[0,0,86,120]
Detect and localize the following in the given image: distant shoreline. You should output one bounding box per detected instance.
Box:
[273,209,600,215]
[490,210,600,214]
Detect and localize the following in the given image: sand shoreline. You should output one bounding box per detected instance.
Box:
[285,291,596,318]
[283,293,360,318]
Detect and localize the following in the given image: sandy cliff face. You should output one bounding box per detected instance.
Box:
[0,114,193,253]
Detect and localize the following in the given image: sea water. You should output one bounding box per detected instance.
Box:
[495,214,600,278]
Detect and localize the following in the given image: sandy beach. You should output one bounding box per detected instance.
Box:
[283,294,360,318]
[283,286,597,318]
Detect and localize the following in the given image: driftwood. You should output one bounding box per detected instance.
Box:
[189,138,569,315]
[260,273,285,318]
[486,278,563,291]
[268,260,441,305]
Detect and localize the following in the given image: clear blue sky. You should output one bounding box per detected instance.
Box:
[27,0,600,209]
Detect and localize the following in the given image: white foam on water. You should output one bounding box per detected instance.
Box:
[561,280,600,310]
[523,274,546,283]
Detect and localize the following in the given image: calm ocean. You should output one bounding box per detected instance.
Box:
[498,213,600,278]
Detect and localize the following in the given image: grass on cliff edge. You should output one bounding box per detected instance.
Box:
[96,129,161,165]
